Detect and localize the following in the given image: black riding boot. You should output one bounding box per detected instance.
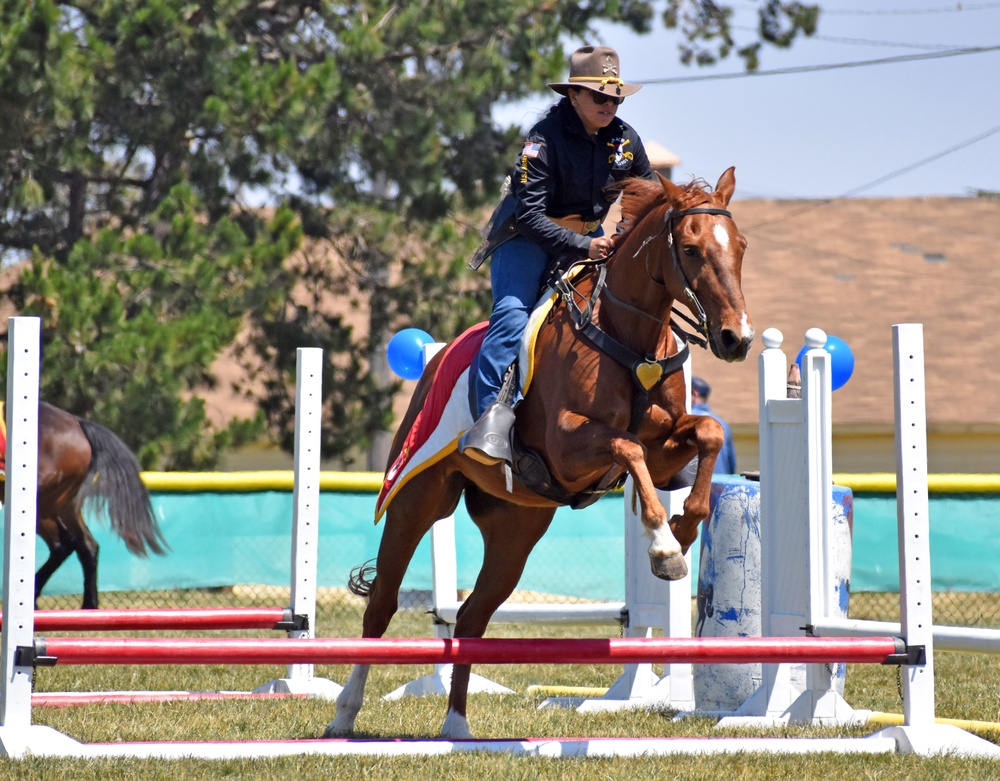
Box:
[458,402,516,466]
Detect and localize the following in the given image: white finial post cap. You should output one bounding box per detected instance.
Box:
[804,327,827,349]
[761,327,783,349]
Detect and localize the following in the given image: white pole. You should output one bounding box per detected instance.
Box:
[892,323,935,726]
[0,317,42,731]
[287,347,323,682]
[255,347,341,698]
[1,317,86,757]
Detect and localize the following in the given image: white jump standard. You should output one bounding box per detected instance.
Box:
[3,318,999,759]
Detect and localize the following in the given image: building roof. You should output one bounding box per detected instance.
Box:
[687,194,1000,428]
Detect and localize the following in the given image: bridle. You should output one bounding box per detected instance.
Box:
[549,203,734,437]
[621,205,735,347]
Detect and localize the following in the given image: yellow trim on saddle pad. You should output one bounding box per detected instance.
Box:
[518,265,587,398]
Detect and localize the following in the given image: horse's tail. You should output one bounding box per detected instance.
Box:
[76,419,169,557]
[347,558,377,598]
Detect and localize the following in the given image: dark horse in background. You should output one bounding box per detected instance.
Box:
[328,168,754,739]
[1,400,168,608]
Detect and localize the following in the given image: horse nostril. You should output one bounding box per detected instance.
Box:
[720,330,742,352]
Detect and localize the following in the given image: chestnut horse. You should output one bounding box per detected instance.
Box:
[328,168,753,739]
[1,400,168,608]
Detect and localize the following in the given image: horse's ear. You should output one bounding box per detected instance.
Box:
[714,167,736,206]
[656,171,682,199]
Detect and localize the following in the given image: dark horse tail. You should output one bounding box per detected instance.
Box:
[348,558,377,598]
[76,419,169,557]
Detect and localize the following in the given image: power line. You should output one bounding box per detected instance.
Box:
[729,24,963,50]
[822,3,1000,15]
[743,121,1000,232]
[728,0,1000,13]
[840,123,1000,197]
[635,44,1000,84]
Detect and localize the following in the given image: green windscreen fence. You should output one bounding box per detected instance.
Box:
[4,477,999,598]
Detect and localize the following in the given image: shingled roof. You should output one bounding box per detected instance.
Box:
[687,194,1000,431]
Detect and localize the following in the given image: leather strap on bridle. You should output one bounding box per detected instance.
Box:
[632,206,734,349]
[550,204,732,432]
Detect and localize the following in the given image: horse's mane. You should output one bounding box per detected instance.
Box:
[615,176,714,242]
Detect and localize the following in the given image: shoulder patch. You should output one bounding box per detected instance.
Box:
[521,141,541,158]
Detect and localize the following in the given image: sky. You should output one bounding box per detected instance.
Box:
[495,1,1000,200]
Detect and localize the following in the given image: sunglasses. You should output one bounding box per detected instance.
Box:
[588,91,623,106]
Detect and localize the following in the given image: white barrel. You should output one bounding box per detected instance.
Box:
[693,476,853,712]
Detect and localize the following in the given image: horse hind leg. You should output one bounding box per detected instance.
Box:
[34,519,74,608]
[325,469,463,738]
[72,512,101,609]
[441,492,555,740]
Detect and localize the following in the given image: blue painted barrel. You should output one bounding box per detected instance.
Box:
[693,475,853,712]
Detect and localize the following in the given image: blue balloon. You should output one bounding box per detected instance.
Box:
[386,328,434,380]
[795,334,855,391]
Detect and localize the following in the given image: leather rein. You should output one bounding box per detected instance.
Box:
[551,205,734,435]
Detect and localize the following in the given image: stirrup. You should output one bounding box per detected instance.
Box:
[458,402,516,466]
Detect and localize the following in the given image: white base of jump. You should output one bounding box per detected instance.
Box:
[0,725,89,759]
[253,676,343,699]
[539,661,693,713]
[0,733,909,760]
[4,724,1000,760]
[382,665,514,700]
[870,724,1000,758]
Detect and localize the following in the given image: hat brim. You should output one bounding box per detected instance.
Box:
[548,80,642,98]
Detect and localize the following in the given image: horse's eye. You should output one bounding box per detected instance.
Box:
[682,245,699,257]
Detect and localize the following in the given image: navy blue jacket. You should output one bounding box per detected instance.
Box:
[489,98,654,259]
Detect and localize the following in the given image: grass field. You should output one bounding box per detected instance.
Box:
[3,590,1000,780]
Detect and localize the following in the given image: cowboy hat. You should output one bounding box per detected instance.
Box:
[547,45,642,98]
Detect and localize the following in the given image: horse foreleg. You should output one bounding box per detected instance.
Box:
[604,433,689,580]
[662,415,724,555]
[551,413,687,580]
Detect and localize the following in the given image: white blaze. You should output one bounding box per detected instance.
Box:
[713,223,730,250]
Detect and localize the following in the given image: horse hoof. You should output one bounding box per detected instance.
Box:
[323,719,353,738]
[441,710,474,740]
[650,552,688,581]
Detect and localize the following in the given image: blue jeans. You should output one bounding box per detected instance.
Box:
[469,228,601,418]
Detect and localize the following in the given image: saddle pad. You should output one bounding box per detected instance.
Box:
[374,283,565,521]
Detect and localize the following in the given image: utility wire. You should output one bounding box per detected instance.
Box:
[728,0,1000,11]
[729,24,963,50]
[635,44,1000,84]
[744,122,1000,232]
[821,3,1000,15]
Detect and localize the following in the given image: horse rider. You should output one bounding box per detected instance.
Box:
[460,45,657,466]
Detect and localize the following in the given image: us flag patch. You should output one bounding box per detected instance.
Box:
[521,141,541,158]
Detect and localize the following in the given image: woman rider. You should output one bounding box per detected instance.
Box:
[460,45,657,466]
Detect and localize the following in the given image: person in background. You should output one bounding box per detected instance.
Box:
[458,45,655,467]
[691,376,737,475]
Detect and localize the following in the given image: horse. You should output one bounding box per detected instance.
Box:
[1,400,168,609]
[327,167,753,739]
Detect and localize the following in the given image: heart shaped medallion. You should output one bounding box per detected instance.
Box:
[634,361,663,390]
